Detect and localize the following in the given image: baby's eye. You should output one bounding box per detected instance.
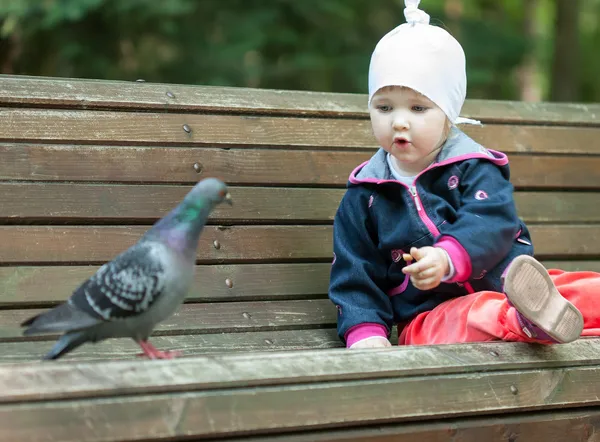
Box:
[412,105,428,113]
[377,105,392,112]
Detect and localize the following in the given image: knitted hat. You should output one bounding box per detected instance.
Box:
[368,0,479,125]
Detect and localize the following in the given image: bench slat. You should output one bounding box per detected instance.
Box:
[0,300,337,341]
[0,365,599,440]
[1,76,599,125]
[2,108,600,152]
[0,264,332,306]
[1,340,600,402]
[1,225,599,264]
[3,184,600,224]
[2,260,597,307]
[224,409,600,442]
[0,184,342,223]
[3,144,600,189]
[0,329,343,363]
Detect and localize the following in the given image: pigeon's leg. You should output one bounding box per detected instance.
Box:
[137,340,182,359]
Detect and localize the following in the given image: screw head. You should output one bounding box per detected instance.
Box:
[135,78,146,82]
[213,240,221,250]
[193,162,203,173]
[264,339,273,345]
[242,312,251,319]
[183,124,191,133]
[225,278,233,288]
[166,91,175,99]
[489,351,499,357]
[510,385,518,395]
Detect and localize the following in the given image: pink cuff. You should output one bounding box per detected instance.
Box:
[435,236,472,283]
[345,323,388,348]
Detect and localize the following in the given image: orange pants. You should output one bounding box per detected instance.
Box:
[399,269,600,345]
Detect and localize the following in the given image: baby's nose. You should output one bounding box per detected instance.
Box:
[392,114,410,130]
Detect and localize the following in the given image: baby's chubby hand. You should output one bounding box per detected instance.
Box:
[402,246,449,291]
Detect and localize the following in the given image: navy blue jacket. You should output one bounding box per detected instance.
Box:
[328,127,534,345]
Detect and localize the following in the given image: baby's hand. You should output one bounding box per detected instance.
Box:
[349,336,392,349]
[402,246,449,291]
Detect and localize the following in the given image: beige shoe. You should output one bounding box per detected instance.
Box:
[503,255,583,343]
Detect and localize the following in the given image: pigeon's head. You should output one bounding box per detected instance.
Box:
[186,178,232,208]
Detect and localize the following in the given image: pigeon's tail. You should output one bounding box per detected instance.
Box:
[21,302,101,336]
[43,330,89,360]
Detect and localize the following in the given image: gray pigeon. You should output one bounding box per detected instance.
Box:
[21,178,232,360]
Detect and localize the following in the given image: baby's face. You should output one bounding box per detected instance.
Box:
[369,86,449,176]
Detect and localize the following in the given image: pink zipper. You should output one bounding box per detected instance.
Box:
[408,185,440,236]
[408,184,475,294]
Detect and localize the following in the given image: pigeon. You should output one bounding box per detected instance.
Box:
[21,177,232,360]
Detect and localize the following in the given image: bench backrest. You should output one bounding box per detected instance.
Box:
[1,75,600,360]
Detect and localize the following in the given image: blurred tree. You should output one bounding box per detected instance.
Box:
[550,0,580,101]
[0,0,597,102]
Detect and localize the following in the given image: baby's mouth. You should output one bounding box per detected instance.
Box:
[393,138,412,148]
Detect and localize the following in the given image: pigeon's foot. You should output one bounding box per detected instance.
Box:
[137,340,182,360]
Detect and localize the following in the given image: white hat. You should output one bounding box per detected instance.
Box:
[368,0,480,125]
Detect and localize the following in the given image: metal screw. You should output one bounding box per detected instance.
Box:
[193,162,203,173]
[183,124,191,133]
[213,240,221,250]
[510,385,518,395]
[242,312,252,319]
[166,91,175,99]
[489,351,499,357]
[225,278,233,289]
[135,78,145,82]
[264,339,273,345]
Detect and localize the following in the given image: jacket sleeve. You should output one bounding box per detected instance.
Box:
[328,188,393,346]
[434,160,521,282]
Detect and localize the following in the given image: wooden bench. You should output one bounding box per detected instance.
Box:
[1,74,600,441]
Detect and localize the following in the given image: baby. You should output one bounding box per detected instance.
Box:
[329,0,598,349]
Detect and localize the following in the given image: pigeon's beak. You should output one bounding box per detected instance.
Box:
[224,192,233,205]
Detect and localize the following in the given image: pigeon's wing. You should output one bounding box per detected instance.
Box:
[69,243,167,321]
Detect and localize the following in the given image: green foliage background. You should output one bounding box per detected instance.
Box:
[0,0,598,102]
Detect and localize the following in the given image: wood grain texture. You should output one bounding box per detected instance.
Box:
[0,263,332,305]
[0,184,343,223]
[1,365,600,440]
[229,409,600,442]
[0,225,334,264]
[1,225,599,264]
[2,75,599,125]
[0,299,337,341]
[3,184,600,224]
[2,108,600,151]
[2,261,596,307]
[0,329,343,363]
[1,339,600,403]
[3,144,600,189]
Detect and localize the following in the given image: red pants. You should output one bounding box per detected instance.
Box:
[399,269,600,345]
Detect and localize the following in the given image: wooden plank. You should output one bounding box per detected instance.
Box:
[0,299,337,341]
[3,184,600,224]
[0,263,331,306]
[0,329,343,363]
[0,144,361,186]
[1,261,599,307]
[229,409,600,442]
[1,365,600,440]
[0,184,343,224]
[0,108,372,147]
[2,339,600,403]
[2,108,600,152]
[0,225,599,264]
[3,144,600,189]
[0,225,333,264]
[2,75,599,125]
